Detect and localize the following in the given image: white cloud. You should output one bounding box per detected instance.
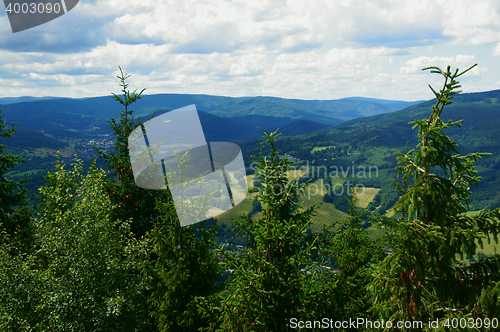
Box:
[89,0,451,51]
[1,0,500,101]
[342,0,445,47]
[492,42,500,56]
[400,55,477,74]
[441,0,500,46]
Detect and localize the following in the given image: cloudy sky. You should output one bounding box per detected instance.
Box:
[0,0,499,101]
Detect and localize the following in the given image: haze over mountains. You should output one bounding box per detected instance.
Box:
[0,93,423,151]
[0,94,423,122]
[0,96,63,105]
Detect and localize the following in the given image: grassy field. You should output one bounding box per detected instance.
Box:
[216,169,381,235]
[214,191,260,225]
[476,235,499,256]
[311,146,335,153]
[465,211,500,257]
[213,173,261,225]
[465,210,482,217]
[5,169,44,177]
[302,178,347,233]
[354,187,380,208]
[288,168,308,181]
[24,146,76,158]
[303,179,382,232]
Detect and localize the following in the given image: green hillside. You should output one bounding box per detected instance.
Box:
[208,96,344,125]
[0,93,418,128]
[214,169,383,236]
[0,92,418,208]
[208,95,422,125]
[241,89,500,213]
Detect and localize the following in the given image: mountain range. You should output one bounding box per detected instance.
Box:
[238,89,500,212]
[0,93,422,151]
[0,90,500,214]
[0,92,424,205]
[3,89,500,213]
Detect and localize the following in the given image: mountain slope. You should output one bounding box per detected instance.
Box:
[151,110,331,144]
[278,120,330,137]
[240,89,500,212]
[257,96,424,119]
[0,92,418,154]
[0,94,247,122]
[207,96,423,125]
[208,97,344,125]
[0,93,419,130]
[0,96,63,105]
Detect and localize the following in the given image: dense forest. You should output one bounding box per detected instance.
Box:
[1,65,499,331]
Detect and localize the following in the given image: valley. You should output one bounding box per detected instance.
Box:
[2,90,500,247]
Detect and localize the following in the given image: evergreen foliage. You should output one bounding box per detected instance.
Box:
[208,129,338,331]
[142,146,221,331]
[3,64,500,331]
[95,67,160,238]
[369,64,500,329]
[0,108,32,248]
[329,190,385,320]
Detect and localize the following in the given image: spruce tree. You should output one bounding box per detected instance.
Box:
[368,64,500,330]
[329,189,385,322]
[95,67,160,238]
[210,129,338,331]
[142,142,221,331]
[0,108,32,248]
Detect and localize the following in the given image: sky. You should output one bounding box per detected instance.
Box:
[0,0,499,102]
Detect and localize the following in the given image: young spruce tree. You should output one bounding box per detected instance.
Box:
[209,129,338,331]
[329,189,385,323]
[143,142,221,331]
[96,67,160,238]
[368,64,500,330]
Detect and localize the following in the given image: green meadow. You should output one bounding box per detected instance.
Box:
[217,169,381,234]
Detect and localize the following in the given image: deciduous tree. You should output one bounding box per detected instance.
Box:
[0,157,149,330]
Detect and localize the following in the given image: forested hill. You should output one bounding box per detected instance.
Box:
[322,88,500,155]
[0,93,422,129]
[0,93,417,206]
[206,96,423,124]
[0,92,422,154]
[241,89,500,212]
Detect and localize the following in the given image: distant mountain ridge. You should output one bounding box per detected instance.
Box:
[253,89,500,156]
[0,93,423,127]
[0,91,432,153]
[123,109,330,145]
[203,96,424,125]
[0,96,64,105]
[2,89,496,211]
[0,92,422,152]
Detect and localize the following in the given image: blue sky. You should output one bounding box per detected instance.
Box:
[0,0,499,101]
